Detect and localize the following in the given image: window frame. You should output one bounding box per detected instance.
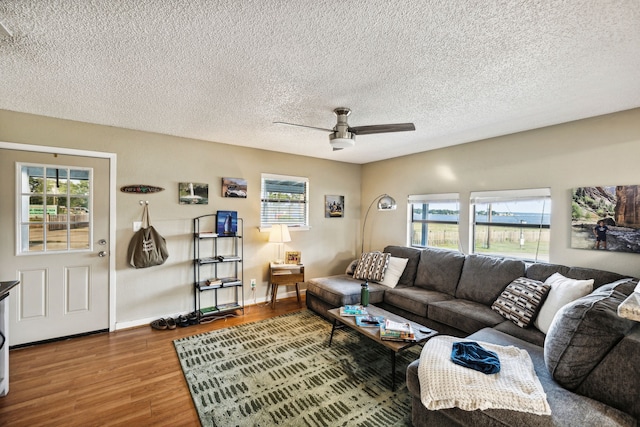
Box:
[16,163,93,255]
[470,188,551,262]
[260,173,309,230]
[408,193,460,251]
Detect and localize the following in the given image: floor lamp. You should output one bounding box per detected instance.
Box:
[361,194,397,254]
[269,224,291,264]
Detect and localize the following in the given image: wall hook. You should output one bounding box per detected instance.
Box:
[139,200,149,205]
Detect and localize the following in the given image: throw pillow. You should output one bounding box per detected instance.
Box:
[491,277,551,328]
[353,252,391,282]
[533,273,594,334]
[379,256,409,288]
[345,259,359,275]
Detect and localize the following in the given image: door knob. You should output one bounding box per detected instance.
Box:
[98,251,107,257]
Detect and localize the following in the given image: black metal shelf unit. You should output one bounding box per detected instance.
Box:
[193,214,244,322]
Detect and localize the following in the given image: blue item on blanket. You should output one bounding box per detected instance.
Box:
[451,341,501,374]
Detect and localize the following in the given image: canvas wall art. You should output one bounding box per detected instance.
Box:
[179,182,208,205]
[222,177,247,198]
[571,185,640,253]
[325,195,344,218]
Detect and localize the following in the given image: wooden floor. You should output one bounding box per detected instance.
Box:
[0,296,307,426]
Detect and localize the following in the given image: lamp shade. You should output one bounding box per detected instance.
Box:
[377,195,397,211]
[269,224,291,243]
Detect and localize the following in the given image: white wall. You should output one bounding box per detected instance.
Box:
[362,108,640,278]
[0,110,361,327]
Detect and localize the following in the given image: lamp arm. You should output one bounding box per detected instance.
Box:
[360,194,387,255]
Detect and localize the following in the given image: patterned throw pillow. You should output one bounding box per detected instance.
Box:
[353,252,391,282]
[491,277,551,328]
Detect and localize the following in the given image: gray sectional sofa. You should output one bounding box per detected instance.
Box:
[306,245,640,426]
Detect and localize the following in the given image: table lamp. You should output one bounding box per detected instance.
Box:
[269,224,291,264]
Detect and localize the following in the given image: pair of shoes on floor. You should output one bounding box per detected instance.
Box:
[176,315,190,327]
[150,317,177,330]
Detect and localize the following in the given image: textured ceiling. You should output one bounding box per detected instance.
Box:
[1,1,639,164]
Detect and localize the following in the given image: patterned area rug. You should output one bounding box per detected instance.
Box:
[173,310,419,426]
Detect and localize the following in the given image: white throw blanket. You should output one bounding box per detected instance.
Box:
[418,336,551,415]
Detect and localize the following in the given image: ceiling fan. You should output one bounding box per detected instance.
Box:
[274,108,416,151]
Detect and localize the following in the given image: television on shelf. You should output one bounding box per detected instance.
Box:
[216,210,238,236]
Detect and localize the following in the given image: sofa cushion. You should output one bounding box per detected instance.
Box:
[383,245,422,286]
[306,274,386,307]
[353,251,390,282]
[493,320,546,347]
[414,247,466,296]
[345,259,358,275]
[491,277,551,328]
[383,287,453,317]
[544,286,636,391]
[525,262,570,282]
[455,254,526,306]
[428,299,505,334]
[379,256,409,288]
[534,273,593,334]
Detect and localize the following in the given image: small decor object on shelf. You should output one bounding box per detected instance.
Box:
[216,210,238,236]
[355,315,385,328]
[179,182,208,205]
[340,305,368,317]
[325,195,344,218]
[222,177,247,198]
[285,251,301,264]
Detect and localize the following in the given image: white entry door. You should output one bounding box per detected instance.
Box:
[0,149,110,346]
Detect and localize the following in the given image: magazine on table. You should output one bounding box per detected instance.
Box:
[384,318,412,333]
[380,321,416,342]
[339,305,368,316]
[355,315,385,327]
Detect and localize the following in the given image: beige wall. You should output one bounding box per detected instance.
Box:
[0,110,361,326]
[3,108,640,328]
[362,108,640,278]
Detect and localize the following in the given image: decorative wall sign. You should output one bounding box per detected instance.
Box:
[179,182,208,205]
[222,177,247,198]
[325,195,344,218]
[120,184,165,194]
[571,185,640,253]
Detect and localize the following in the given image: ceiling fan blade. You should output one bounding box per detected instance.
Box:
[349,123,415,135]
[273,121,333,132]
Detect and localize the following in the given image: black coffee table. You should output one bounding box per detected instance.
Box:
[327,305,438,390]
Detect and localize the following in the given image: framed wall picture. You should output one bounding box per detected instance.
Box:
[285,251,301,264]
[325,195,344,218]
[571,185,640,253]
[179,182,208,205]
[222,177,247,198]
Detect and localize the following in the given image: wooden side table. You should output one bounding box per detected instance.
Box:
[269,263,304,308]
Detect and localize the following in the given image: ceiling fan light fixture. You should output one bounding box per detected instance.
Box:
[329,132,355,149]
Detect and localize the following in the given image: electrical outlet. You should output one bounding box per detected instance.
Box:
[250,279,256,288]
[133,221,142,232]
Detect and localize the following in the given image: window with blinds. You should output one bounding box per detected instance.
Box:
[260,173,309,227]
[409,193,460,251]
[470,188,551,262]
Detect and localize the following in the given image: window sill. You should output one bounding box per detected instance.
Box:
[259,225,310,233]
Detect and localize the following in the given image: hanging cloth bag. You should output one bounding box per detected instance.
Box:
[127,204,169,268]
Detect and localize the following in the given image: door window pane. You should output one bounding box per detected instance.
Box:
[18,164,92,253]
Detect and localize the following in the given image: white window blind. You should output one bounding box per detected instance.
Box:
[261,173,309,227]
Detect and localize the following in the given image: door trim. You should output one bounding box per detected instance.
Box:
[0,141,117,332]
